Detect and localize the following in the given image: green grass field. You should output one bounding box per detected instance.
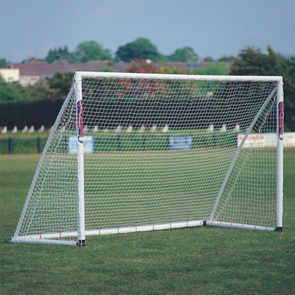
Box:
[1,149,295,294]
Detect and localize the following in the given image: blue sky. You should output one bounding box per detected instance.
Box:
[1,0,295,62]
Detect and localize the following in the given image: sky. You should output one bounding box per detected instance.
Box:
[1,0,295,63]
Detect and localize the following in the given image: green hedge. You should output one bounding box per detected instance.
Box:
[0,138,47,154]
[87,133,236,152]
[0,98,251,131]
[0,99,64,129]
[0,133,237,154]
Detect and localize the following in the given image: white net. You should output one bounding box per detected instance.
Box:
[13,73,280,243]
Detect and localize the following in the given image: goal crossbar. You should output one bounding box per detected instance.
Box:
[75,71,282,82]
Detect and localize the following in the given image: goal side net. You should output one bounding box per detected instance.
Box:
[7,72,283,246]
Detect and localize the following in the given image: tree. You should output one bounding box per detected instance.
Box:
[192,62,230,75]
[45,46,74,63]
[230,46,295,131]
[0,75,24,102]
[158,65,191,75]
[0,75,57,102]
[21,84,57,102]
[0,59,9,68]
[99,66,116,72]
[168,47,199,62]
[116,38,160,62]
[218,55,236,62]
[126,59,158,73]
[47,72,74,100]
[203,56,214,62]
[75,41,112,62]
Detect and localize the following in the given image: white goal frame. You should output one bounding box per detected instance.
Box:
[7,72,283,246]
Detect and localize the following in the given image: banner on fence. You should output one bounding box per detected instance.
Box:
[283,132,295,147]
[169,136,193,150]
[238,133,295,148]
[68,136,94,154]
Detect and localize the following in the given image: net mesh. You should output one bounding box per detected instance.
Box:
[15,74,279,240]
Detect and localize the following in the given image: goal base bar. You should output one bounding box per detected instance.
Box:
[205,220,276,231]
[7,220,204,245]
[7,219,280,246]
[87,220,204,236]
[7,237,78,246]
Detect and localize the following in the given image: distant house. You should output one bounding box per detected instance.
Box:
[0,68,20,83]
[9,58,227,87]
[10,58,130,86]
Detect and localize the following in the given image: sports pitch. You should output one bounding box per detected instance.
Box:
[0,149,295,294]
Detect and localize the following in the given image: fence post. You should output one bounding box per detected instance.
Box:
[213,133,217,148]
[37,137,41,153]
[8,137,13,154]
[64,136,68,153]
[117,135,121,151]
[142,135,146,151]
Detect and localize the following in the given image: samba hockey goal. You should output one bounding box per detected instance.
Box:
[7,72,283,246]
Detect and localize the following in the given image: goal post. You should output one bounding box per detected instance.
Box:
[76,74,86,246]
[7,72,283,246]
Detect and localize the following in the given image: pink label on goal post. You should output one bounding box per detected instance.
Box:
[77,100,83,144]
[278,102,283,141]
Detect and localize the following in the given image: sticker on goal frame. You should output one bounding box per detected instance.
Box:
[278,102,283,141]
[77,100,83,144]
[68,136,94,154]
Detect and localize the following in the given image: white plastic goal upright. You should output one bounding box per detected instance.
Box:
[7,72,283,246]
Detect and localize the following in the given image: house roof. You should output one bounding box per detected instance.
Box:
[10,58,225,77]
[10,59,130,77]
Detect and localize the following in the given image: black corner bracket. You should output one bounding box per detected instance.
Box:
[76,240,86,246]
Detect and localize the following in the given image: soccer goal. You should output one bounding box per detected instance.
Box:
[7,72,283,246]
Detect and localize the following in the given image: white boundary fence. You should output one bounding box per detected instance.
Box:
[238,132,295,148]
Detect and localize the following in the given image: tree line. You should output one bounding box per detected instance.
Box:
[42,38,235,63]
[1,38,233,66]
[41,38,202,63]
[0,45,294,131]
